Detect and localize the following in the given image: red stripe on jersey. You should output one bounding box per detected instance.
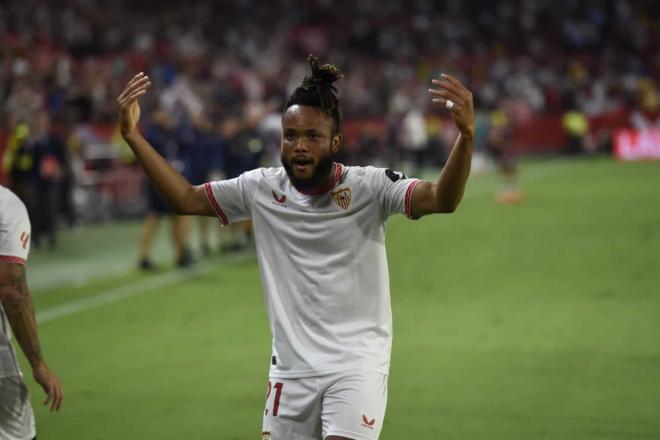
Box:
[405,179,422,219]
[0,255,27,266]
[204,182,229,225]
[298,163,343,196]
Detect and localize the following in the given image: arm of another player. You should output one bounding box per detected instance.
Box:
[0,262,63,411]
[409,74,475,217]
[117,73,214,216]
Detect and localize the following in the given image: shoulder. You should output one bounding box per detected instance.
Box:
[228,167,287,193]
[0,186,30,264]
[342,165,408,186]
[340,164,376,182]
[241,166,286,183]
[0,186,28,224]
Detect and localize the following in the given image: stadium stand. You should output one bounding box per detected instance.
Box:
[1,0,659,220]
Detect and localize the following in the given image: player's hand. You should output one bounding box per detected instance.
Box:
[32,362,63,412]
[428,73,475,138]
[117,72,152,137]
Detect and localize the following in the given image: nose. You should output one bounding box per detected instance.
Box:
[293,138,309,152]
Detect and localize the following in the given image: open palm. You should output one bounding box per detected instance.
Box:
[117,72,151,135]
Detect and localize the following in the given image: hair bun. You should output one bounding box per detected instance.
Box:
[284,55,343,132]
[304,54,343,89]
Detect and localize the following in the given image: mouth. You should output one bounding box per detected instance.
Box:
[291,156,314,172]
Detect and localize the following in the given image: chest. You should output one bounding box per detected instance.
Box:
[252,185,382,254]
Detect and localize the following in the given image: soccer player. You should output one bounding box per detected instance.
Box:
[0,185,63,440]
[117,55,473,440]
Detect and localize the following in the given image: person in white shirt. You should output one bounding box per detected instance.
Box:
[117,55,474,440]
[0,185,63,440]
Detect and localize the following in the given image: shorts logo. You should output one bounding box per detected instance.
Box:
[20,232,29,249]
[361,414,376,430]
[271,191,287,207]
[331,187,351,210]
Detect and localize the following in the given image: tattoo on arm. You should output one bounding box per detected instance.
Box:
[0,264,43,367]
[1,269,29,311]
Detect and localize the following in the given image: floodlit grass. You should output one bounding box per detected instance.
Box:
[20,157,660,439]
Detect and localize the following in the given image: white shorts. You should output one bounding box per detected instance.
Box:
[0,375,36,440]
[262,369,388,440]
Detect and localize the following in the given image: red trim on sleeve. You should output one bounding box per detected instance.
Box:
[204,182,229,225]
[404,179,422,219]
[0,255,27,266]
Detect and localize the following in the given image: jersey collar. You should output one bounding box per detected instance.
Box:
[297,162,343,196]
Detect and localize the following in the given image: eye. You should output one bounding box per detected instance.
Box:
[308,133,319,140]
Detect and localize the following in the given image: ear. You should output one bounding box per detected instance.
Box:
[331,132,342,154]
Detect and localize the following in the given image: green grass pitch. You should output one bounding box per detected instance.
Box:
[19,157,660,439]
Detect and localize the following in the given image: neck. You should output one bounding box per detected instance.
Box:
[294,162,339,195]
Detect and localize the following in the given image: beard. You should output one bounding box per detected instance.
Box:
[281,152,335,192]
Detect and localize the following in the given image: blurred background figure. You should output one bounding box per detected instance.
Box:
[487,105,522,204]
[178,114,225,257]
[399,107,429,178]
[138,110,192,270]
[31,111,67,249]
[2,122,37,220]
[218,116,255,253]
[562,102,590,155]
[630,79,660,130]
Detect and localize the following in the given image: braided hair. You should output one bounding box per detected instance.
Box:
[284,55,343,133]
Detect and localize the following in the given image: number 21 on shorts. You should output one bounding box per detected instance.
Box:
[265,381,283,416]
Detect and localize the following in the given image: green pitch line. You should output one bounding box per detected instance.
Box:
[35,250,257,324]
[36,265,211,324]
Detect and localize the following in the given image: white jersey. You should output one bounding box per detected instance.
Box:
[0,185,31,379]
[205,163,420,378]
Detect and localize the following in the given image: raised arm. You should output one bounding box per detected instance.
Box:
[117,72,214,216]
[410,73,475,217]
[0,262,63,411]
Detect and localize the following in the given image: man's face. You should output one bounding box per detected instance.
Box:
[281,105,341,191]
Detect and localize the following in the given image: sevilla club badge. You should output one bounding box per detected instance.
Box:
[332,187,351,210]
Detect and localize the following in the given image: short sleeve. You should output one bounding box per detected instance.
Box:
[203,168,264,225]
[0,196,31,265]
[363,166,421,219]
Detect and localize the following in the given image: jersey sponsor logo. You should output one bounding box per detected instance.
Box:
[20,232,29,249]
[271,191,287,207]
[385,169,407,182]
[331,187,351,210]
[361,414,376,430]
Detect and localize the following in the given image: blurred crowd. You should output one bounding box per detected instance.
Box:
[1,0,659,249]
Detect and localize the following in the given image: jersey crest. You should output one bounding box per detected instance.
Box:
[331,187,351,210]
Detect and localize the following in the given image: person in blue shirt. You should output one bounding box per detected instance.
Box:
[178,114,225,256]
[138,110,193,269]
